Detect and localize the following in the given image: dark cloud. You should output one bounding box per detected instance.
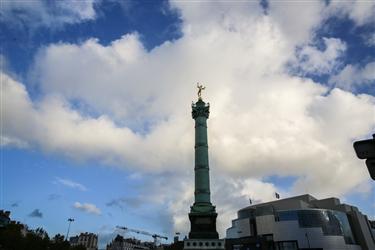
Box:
[11,202,19,207]
[29,209,43,218]
[48,193,62,201]
[106,197,143,210]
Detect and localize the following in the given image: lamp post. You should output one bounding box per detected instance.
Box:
[66,218,74,241]
[353,134,375,180]
[305,232,311,248]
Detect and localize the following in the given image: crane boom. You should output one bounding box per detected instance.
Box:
[116,226,168,245]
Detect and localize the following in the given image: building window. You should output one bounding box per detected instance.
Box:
[276,209,356,245]
[275,241,298,250]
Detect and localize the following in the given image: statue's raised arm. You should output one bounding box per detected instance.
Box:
[197,82,206,100]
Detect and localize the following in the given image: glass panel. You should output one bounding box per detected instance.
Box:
[276,241,298,250]
[275,209,356,245]
[255,205,274,216]
[276,211,298,221]
[238,209,255,219]
[297,209,356,244]
[332,211,356,244]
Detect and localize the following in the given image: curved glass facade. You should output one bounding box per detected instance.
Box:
[238,208,256,219]
[275,209,356,244]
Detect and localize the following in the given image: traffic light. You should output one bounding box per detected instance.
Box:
[353,134,375,180]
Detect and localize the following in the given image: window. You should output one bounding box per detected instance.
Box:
[275,241,298,250]
[277,209,357,245]
[276,211,298,221]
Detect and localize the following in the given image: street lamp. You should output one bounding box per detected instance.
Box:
[66,218,75,241]
[353,134,375,180]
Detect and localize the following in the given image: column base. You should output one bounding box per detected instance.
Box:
[184,239,225,250]
[188,211,219,239]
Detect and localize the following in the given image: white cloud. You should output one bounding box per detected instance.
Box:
[170,0,262,37]
[2,0,375,236]
[268,0,326,45]
[364,33,375,47]
[327,0,375,26]
[74,202,101,215]
[330,62,375,91]
[54,177,87,191]
[0,0,98,29]
[3,2,374,194]
[294,37,346,75]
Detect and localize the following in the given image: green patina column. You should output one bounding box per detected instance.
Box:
[188,88,219,240]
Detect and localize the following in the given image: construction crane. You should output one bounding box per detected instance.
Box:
[116,226,168,246]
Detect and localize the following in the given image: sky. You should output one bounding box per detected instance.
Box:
[1,0,375,248]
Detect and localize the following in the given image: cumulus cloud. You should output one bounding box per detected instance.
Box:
[140,173,281,237]
[2,71,192,171]
[365,33,375,47]
[2,0,375,236]
[267,0,326,45]
[29,209,43,218]
[293,37,346,75]
[0,0,98,29]
[330,62,375,91]
[326,0,375,26]
[74,202,101,215]
[54,177,87,191]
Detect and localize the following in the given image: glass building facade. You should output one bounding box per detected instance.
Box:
[275,209,356,244]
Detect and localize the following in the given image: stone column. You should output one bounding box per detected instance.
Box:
[189,99,219,239]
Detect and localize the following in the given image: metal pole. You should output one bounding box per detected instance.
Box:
[305,232,310,248]
[66,218,74,241]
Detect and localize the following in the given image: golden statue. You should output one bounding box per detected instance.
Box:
[197,82,205,100]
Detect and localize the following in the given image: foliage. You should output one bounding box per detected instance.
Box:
[0,224,86,250]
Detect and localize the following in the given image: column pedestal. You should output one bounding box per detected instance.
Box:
[188,212,219,239]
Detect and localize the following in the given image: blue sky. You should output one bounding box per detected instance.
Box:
[1,0,375,248]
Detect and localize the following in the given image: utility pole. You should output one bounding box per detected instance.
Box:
[66,218,74,241]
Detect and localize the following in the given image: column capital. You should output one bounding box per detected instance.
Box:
[192,100,210,119]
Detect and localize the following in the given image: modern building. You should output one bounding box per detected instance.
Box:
[226,194,375,250]
[70,232,98,250]
[106,235,152,250]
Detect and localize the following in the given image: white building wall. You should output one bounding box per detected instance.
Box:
[255,215,275,235]
[226,218,252,239]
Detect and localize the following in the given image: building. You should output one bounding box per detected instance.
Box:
[106,235,152,250]
[226,194,375,250]
[70,232,98,250]
[0,210,11,228]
